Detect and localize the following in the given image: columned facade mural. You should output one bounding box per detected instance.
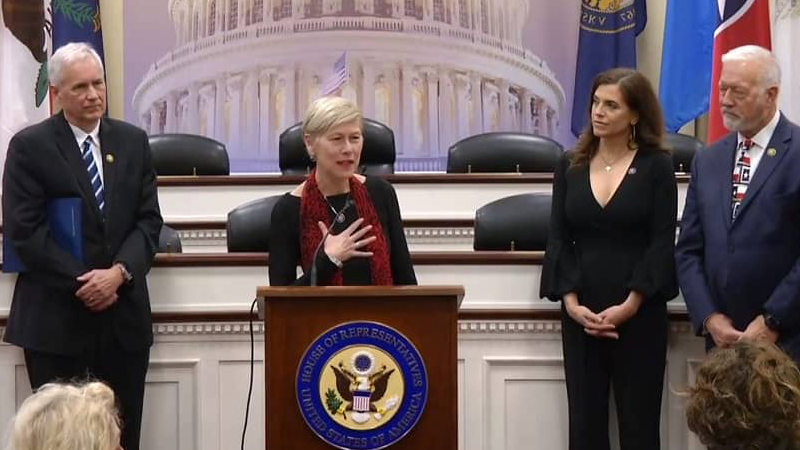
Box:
[132,0,565,171]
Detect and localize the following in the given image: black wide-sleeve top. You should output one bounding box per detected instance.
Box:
[540,149,679,310]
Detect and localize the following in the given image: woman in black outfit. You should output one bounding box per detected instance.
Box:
[269,96,416,286]
[541,68,678,450]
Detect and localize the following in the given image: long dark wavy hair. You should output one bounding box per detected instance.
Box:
[570,68,667,167]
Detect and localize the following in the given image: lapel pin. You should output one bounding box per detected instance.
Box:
[767,148,777,157]
[105,154,114,163]
[628,167,637,175]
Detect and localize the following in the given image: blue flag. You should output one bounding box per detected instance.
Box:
[659,0,718,132]
[571,0,647,137]
[52,0,105,62]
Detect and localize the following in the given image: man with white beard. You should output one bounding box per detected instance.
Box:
[676,45,800,364]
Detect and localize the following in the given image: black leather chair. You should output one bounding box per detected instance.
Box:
[665,132,704,173]
[148,133,230,176]
[473,193,552,251]
[226,195,284,252]
[157,225,182,253]
[447,132,563,173]
[278,118,396,175]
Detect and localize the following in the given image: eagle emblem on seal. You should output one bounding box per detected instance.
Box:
[327,350,400,424]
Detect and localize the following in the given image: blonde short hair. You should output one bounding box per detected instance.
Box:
[302,96,363,138]
[4,382,121,450]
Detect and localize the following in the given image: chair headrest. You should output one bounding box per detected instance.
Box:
[226,195,284,252]
[664,132,704,173]
[149,133,230,176]
[474,193,552,251]
[158,225,182,253]
[278,118,396,175]
[447,132,563,173]
[278,123,309,174]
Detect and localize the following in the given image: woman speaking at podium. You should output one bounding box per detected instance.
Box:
[269,96,417,286]
[540,68,678,450]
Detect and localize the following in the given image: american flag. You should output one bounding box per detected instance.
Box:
[320,52,349,96]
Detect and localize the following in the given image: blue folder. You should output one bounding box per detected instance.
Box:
[2,197,84,273]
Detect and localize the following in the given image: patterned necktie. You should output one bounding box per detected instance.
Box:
[731,138,753,220]
[82,136,105,213]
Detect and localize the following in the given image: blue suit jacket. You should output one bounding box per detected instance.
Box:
[676,114,800,361]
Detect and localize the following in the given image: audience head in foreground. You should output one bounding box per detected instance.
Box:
[686,340,800,450]
[4,381,122,450]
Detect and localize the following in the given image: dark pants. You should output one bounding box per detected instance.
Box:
[24,342,150,450]
[561,301,668,450]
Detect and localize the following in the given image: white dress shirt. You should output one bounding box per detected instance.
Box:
[68,121,104,184]
[734,109,781,177]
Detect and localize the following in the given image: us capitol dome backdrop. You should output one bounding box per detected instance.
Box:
[132,0,565,171]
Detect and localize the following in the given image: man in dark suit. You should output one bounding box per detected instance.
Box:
[676,45,800,363]
[2,42,162,450]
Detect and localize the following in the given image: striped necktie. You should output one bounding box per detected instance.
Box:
[82,136,105,213]
[731,138,753,220]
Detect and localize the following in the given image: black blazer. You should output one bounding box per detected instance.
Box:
[2,112,163,355]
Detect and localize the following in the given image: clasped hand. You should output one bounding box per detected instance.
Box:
[75,266,124,312]
[705,313,777,348]
[319,218,377,263]
[565,295,642,340]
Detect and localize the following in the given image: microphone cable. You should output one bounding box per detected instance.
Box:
[242,197,353,447]
[241,297,259,450]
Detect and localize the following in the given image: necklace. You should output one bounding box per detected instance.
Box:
[597,151,627,172]
[326,195,349,223]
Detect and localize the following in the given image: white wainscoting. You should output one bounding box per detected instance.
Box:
[0,262,564,316]
[0,320,705,450]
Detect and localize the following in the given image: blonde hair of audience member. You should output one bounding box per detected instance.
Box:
[686,340,800,450]
[4,382,122,450]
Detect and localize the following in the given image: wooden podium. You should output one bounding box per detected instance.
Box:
[258,285,464,450]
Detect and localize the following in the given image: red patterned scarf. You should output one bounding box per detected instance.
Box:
[299,172,393,285]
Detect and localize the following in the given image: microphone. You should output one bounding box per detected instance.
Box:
[309,198,354,286]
